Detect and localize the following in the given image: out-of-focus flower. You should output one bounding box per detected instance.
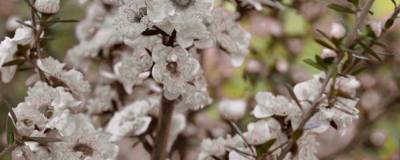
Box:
[0,37,18,83]
[218,99,247,121]
[106,100,154,141]
[34,0,60,14]
[12,24,34,45]
[369,20,383,37]
[321,48,337,59]
[198,137,226,160]
[208,8,251,67]
[329,22,346,39]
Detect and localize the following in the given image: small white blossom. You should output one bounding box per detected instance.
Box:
[253,91,300,118]
[87,85,117,114]
[329,22,346,39]
[369,20,383,37]
[198,137,226,160]
[114,0,150,40]
[152,45,201,100]
[12,24,34,45]
[106,100,154,141]
[208,8,251,67]
[218,99,247,121]
[244,120,272,145]
[34,0,60,14]
[321,48,337,59]
[0,37,18,83]
[113,50,153,94]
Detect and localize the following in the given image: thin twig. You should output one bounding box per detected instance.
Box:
[151,97,175,160]
[229,121,257,157]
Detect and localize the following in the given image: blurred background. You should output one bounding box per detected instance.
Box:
[1,0,400,159]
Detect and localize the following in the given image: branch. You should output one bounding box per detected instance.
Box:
[277,1,375,159]
[151,97,175,160]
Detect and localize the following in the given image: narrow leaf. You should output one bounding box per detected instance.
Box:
[314,39,336,50]
[292,129,304,141]
[285,84,303,110]
[304,59,327,71]
[2,57,26,67]
[6,116,15,145]
[256,138,276,155]
[328,4,356,14]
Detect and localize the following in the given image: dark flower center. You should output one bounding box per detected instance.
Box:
[170,0,193,9]
[166,62,179,76]
[73,143,94,156]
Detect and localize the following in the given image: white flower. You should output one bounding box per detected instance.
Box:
[152,45,201,100]
[12,24,34,45]
[321,48,337,59]
[34,0,60,14]
[243,120,272,145]
[113,50,153,94]
[253,91,299,118]
[48,129,118,160]
[335,75,360,97]
[198,137,226,160]
[369,20,383,37]
[114,0,150,40]
[87,85,117,114]
[228,147,255,160]
[46,112,95,137]
[293,134,319,160]
[293,74,324,102]
[208,8,251,67]
[106,100,154,141]
[5,16,22,31]
[329,22,346,39]
[218,99,247,121]
[170,14,213,48]
[0,37,18,83]
[37,57,91,96]
[147,0,213,23]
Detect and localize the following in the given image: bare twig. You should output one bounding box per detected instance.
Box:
[151,97,175,160]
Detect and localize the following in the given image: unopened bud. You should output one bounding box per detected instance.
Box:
[321,48,337,59]
[218,99,246,121]
[329,22,346,39]
[34,0,60,14]
[368,20,383,37]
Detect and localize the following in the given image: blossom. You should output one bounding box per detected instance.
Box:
[0,37,18,83]
[34,0,60,14]
[321,48,337,59]
[208,8,251,67]
[37,57,91,96]
[114,0,151,40]
[253,91,300,118]
[243,120,273,145]
[369,20,383,37]
[329,22,346,39]
[218,99,247,121]
[147,0,213,23]
[113,50,153,94]
[152,45,201,100]
[87,85,117,114]
[198,137,226,160]
[12,24,34,45]
[106,100,154,141]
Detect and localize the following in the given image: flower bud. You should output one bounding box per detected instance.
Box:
[12,23,34,45]
[321,48,337,59]
[329,22,346,39]
[368,20,383,37]
[34,0,60,14]
[218,99,246,121]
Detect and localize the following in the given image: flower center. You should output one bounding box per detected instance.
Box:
[166,61,179,76]
[170,0,193,9]
[73,143,94,156]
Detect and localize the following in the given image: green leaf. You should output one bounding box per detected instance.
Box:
[328,4,356,14]
[292,129,304,141]
[348,0,359,7]
[304,59,327,71]
[359,42,382,62]
[385,18,395,30]
[2,57,26,67]
[256,138,276,155]
[314,39,335,50]
[6,116,15,145]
